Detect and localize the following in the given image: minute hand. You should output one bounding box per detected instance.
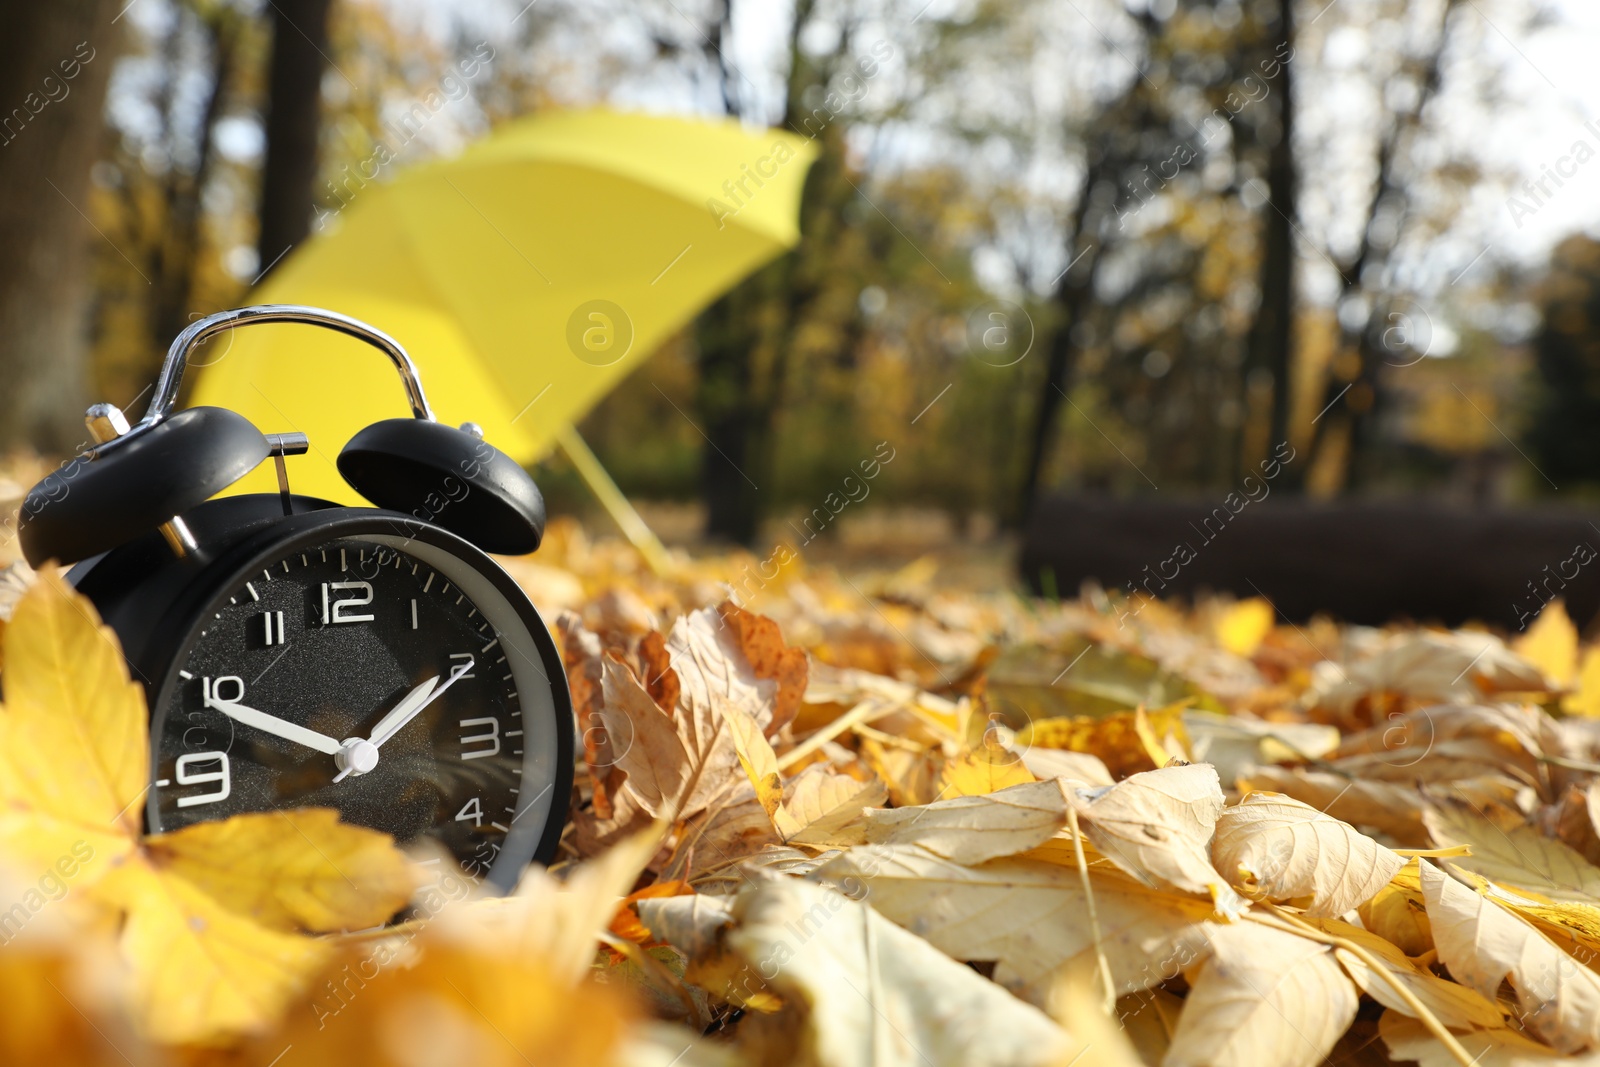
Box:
[371,658,474,749]
[209,699,343,756]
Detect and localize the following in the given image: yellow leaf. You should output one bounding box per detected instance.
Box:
[939,748,1036,797]
[0,917,142,1065]
[1214,597,1274,657]
[105,858,330,1044]
[1017,703,1190,779]
[1358,882,1434,956]
[724,702,784,823]
[1513,599,1578,688]
[263,932,636,1067]
[1563,647,1600,718]
[0,567,385,1043]
[0,568,145,836]
[145,808,415,933]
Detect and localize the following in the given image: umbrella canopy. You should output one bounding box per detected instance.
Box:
[194,108,815,504]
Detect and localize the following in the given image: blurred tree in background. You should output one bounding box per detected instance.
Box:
[0,0,1582,544]
[0,1,122,451]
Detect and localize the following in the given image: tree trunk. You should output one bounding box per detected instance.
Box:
[0,2,121,451]
[1013,158,1102,528]
[696,285,764,544]
[696,0,823,545]
[256,0,332,277]
[1245,0,1296,462]
[152,11,238,349]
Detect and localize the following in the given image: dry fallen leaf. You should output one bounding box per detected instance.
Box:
[1419,859,1600,1053]
[1425,801,1600,903]
[1068,763,1247,918]
[1236,765,1433,845]
[1513,599,1578,690]
[1380,1012,1600,1066]
[0,569,411,1043]
[779,764,888,846]
[818,843,1222,1006]
[1312,915,1505,1032]
[1212,792,1404,917]
[722,877,1073,1067]
[145,808,415,933]
[1163,922,1358,1067]
[827,779,1069,865]
[1015,702,1191,779]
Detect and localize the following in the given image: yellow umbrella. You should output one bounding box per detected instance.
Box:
[193,108,815,522]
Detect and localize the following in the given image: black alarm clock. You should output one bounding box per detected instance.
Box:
[17,304,573,893]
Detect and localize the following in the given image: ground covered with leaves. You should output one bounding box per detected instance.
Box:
[4,516,1600,1066]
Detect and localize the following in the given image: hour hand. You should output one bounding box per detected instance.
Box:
[371,660,472,749]
[363,676,439,749]
[206,697,343,756]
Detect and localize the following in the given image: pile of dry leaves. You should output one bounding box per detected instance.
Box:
[3,515,1600,1067]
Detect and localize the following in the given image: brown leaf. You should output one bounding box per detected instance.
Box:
[598,657,695,819]
[1551,781,1600,866]
[638,628,679,713]
[558,612,618,818]
[716,600,808,735]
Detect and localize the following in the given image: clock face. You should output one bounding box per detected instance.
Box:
[145,528,565,889]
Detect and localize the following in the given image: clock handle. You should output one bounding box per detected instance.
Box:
[91,304,437,459]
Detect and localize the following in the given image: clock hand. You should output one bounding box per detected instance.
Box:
[333,660,474,782]
[206,697,343,756]
[371,658,473,749]
[362,676,439,749]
